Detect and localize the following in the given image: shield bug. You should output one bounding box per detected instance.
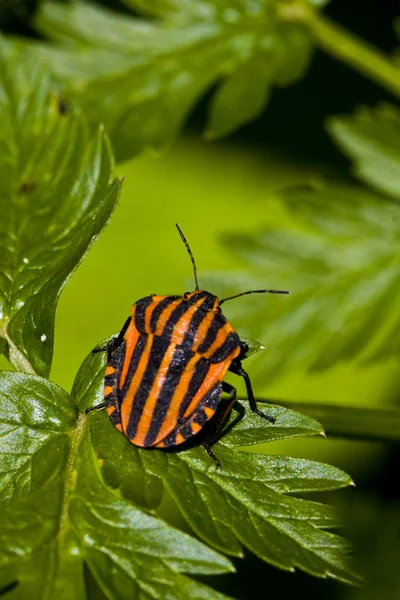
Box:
[87,225,289,466]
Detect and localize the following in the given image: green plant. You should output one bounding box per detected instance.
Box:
[0,1,399,599]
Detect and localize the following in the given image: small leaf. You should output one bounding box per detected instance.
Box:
[0,42,121,376]
[205,53,271,140]
[238,336,265,359]
[328,103,400,201]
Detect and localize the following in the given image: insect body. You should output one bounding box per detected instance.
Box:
[87,225,289,466]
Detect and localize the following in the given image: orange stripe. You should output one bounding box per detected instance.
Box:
[183,347,240,418]
[204,407,214,418]
[106,405,116,415]
[191,422,202,434]
[151,353,200,445]
[175,433,185,444]
[119,306,139,390]
[105,365,116,375]
[144,296,164,331]
[202,325,231,359]
[134,295,208,445]
[153,298,183,335]
[132,342,177,445]
[120,333,154,434]
[192,310,215,351]
[104,385,113,396]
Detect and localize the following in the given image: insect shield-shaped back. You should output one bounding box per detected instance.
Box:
[87,224,289,466]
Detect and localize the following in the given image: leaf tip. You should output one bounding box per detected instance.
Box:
[319,429,327,438]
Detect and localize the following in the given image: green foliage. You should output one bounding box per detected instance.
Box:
[0,41,121,377]
[328,104,400,200]
[203,106,400,382]
[29,0,316,160]
[1,0,399,597]
[0,347,357,599]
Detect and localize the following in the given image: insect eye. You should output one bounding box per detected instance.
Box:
[183,292,191,299]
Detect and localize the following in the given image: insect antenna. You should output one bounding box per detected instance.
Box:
[219,288,290,305]
[175,223,199,291]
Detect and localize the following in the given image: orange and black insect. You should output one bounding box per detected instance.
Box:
[87,225,289,466]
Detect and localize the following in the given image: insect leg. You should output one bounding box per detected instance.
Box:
[203,381,237,468]
[229,359,275,424]
[85,403,106,414]
[92,316,131,360]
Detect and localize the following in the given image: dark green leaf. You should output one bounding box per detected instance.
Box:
[221,401,324,447]
[0,42,121,376]
[81,347,357,584]
[28,0,315,160]
[328,104,400,201]
[0,372,75,503]
[0,374,233,600]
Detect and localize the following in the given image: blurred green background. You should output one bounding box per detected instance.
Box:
[2,0,400,598]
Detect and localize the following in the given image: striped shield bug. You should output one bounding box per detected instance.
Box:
[87,225,289,466]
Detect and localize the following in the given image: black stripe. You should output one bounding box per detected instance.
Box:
[126,335,171,441]
[162,291,208,337]
[197,313,226,353]
[150,296,182,332]
[120,334,148,398]
[160,381,222,447]
[109,409,121,426]
[104,373,117,387]
[181,299,210,347]
[209,332,240,363]
[178,357,210,419]
[135,296,154,333]
[143,345,197,446]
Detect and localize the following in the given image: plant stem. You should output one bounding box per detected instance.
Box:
[259,398,400,442]
[278,1,400,98]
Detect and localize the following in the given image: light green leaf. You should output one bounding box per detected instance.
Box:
[205,53,271,139]
[238,336,265,358]
[0,43,121,376]
[27,0,314,160]
[202,181,400,381]
[328,104,400,201]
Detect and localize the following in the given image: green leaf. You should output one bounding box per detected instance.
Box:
[0,372,76,503]
[202,180,400,381]
[271,400,400,442]
[81,347,358,585]
[205,53,271,140]
[328,104,400,201]
[0,42,121,376]
[28,0,314,160]
[0,373,233,600]
[221,401,324,447]
[238,336,265,359]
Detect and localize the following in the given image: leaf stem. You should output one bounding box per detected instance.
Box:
[45,412,86,599]
[278,1,400,98]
